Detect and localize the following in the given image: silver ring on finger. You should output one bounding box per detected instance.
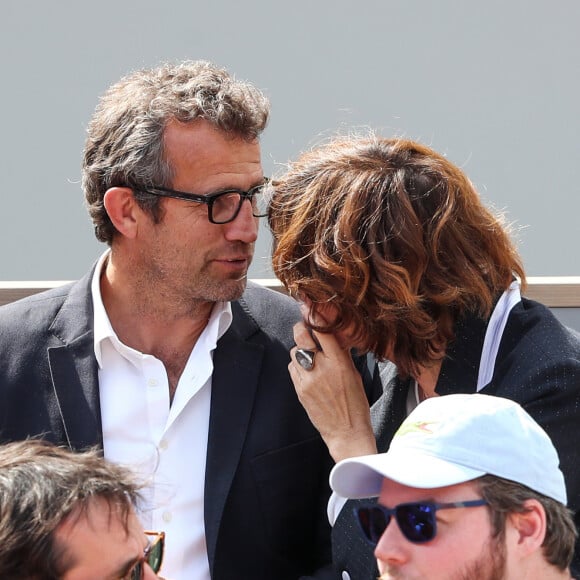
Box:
[295,348,316,371]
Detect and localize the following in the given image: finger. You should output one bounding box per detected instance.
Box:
[294,313,338,352]
[288,362,308,399]
[294,318,351,362]
[308,327,341,354]
[301,309,347,354]
[293,322,319,350]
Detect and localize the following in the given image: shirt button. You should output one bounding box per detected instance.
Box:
[148,378,158,387]
[159,439,168,451]
[162,511,172,523]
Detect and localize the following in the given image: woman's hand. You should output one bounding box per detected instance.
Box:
[290,321,377,462]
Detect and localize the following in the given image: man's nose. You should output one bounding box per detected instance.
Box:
[374,517,410,569]
[224,198,258,243]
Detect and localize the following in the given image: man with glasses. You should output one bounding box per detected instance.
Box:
[330,394,577,579]
[0,440,165,579]
[0,61,360,578]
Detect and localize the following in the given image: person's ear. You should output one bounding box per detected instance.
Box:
[507,499,547,557]
[103,187,140,239]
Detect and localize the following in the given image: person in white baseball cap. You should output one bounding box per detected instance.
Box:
[330,393,577,580]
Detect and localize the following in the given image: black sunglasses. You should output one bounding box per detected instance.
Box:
[134,178,270,224]
[129,530,165,579]
[355,499,488,545]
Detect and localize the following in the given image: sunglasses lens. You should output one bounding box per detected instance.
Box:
[130,561,143,580]
[357,507,390,544]
[397,504,436,543]
[147,535,164,572]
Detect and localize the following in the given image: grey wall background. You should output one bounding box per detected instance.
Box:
[2,0,579,281]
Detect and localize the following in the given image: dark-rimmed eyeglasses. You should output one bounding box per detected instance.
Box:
[128,530,165,579]
[133,179,270,224]
[355,499,488,545]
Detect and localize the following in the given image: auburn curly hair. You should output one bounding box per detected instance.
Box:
[268,135,525,377]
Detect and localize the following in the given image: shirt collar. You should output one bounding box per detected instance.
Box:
[92,250,114,368]
[91,249,233,368]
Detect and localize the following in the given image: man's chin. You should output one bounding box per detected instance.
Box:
[214,276,248,302]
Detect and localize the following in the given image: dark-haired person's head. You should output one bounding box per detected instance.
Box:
[83,60,269,246]
[0,440,164,579]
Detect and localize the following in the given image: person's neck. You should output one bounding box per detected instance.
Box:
[523,563,573,580]
[506,549,573,580]
[100,256,214,358]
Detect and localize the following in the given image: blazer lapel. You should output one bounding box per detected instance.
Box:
[204,320,263,576]
[371,362,409,451]
[48,270,102,450]
[48,339,102,450]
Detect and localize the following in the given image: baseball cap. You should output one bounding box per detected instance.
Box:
[330,393,567,504]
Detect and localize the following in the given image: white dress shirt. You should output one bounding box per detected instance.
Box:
[91,251,232,579]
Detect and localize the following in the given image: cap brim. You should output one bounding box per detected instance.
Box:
[330,450,485,499]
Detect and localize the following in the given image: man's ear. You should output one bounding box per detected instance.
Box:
[103,187,140,239]
[507,499,547,557]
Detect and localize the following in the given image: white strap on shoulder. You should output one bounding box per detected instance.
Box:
[476,280,522,391]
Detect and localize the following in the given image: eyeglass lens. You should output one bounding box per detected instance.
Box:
[130,532,164,580]
[145,534,164,572]
[211,184,268,223]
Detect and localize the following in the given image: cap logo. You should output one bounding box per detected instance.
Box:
[395,420,437,438]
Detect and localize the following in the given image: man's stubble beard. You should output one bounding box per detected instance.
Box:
[378,534,507,580]
[145,242,253,309]
[197,272,248,303]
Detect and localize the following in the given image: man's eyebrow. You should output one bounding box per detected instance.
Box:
[113,534,151,578]
[210,178,268,194]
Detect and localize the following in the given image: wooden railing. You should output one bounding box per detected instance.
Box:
[1,277,580,308]
[0,281,73,307]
